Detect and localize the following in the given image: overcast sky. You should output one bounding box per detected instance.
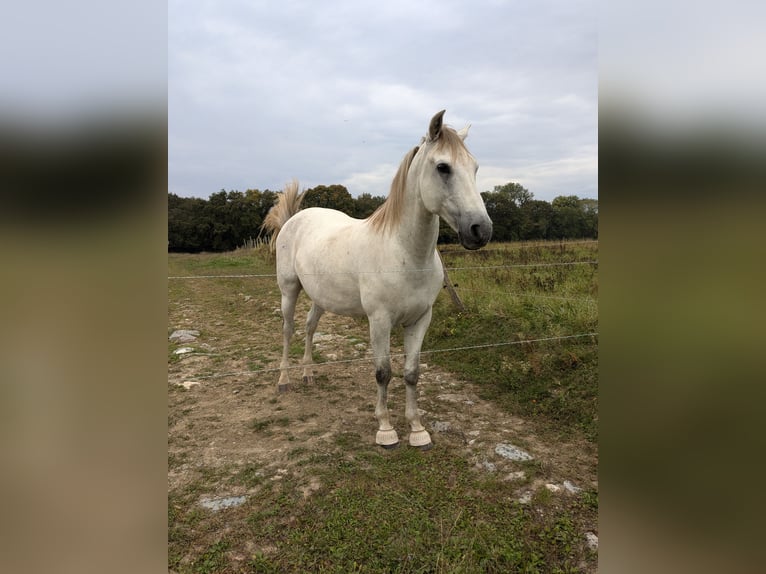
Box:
[169,0,597,201]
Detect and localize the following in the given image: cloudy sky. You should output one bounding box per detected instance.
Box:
[169,0,597,201]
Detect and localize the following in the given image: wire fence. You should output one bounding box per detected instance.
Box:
[169,245,599,381]
[177,332,599,382]
[167,259,598,280]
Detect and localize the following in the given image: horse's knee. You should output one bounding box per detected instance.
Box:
[375,364,392,386]
[404,367,419,386]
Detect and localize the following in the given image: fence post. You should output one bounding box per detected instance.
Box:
[438,250,466,312]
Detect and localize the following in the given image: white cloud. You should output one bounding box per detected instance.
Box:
[169,0,597,200]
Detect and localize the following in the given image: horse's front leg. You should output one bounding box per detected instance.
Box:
[403,308,433,449]
[370,315,399,448]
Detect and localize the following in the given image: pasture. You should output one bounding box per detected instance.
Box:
[168,240,598,573]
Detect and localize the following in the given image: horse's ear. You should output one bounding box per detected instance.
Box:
[457,124,471,141]
[428,109,446,142]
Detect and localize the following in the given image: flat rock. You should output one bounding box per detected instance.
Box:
[173,347,194,355]
[517,491,533,504]
[312,333,337,343]
[432,421,451,432]
[169,329,200,343]
[585,532,598,550]
[503,471,526,482]
[563,480,582,494]
[494,443,533,461]
[200,496,246,511]
[177,381,201,390]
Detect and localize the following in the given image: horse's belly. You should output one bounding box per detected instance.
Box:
[298,271,366,316]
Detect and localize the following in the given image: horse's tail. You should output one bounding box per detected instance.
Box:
[261,179,305,252]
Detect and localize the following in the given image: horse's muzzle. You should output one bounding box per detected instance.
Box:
[458,218,492,250]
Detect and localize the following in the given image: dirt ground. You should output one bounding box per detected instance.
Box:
[168,296,597,502]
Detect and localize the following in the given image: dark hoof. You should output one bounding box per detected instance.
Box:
[378,441,400,450]
[411,442,434,451]
[278,383,290,393]
[302,375,314,385]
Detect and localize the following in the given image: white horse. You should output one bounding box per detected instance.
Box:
[262,110,492,449]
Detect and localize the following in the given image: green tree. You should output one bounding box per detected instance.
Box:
[492,182,533,206]
[302,184,355,215]
[353,192,386,219]
[549,195,598,239]
[519,200,555,240]
[168,193,209,252]
[481,189,522,241]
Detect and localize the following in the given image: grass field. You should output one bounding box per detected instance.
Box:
[168,240,598,573]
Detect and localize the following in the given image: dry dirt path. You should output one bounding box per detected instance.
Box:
[168,300,597,502]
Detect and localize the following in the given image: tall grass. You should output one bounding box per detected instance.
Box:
[429,240,599,440]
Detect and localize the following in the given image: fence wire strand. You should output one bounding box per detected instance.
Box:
[173,332,598,382]
[169,246,598,382]
[168,260,598,280]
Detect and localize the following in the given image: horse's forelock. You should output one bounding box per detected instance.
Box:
[434,125,470,161]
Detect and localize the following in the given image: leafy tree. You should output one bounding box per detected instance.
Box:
[481,189,522,241]
[168,193,209,252]
[302,184,355,215]
[519,200,555,240]
[550,195,598,239]
[580,198,599,238]
[492,182,533,206]
[168,181,596,253]
[353,192,386,219]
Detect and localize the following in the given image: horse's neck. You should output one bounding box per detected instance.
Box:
[397,182,440,264]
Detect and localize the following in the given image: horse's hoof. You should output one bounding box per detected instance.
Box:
[411,441,434,451]
[278,383,290,393]
[408,430,432,449]
[302,375,314,385]
[376,428,400,448]
[379,441,400,450]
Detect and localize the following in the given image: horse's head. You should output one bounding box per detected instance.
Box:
[412,110,493,250]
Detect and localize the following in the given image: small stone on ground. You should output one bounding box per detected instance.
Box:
[170,329,200,343]
[200,496,246,511]
[494,443,534,461]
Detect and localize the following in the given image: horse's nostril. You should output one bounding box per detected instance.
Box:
[470,224,481,239]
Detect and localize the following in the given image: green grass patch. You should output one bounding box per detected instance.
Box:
[431,241,599,441]
[240,446,592,573]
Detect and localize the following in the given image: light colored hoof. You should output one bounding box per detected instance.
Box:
[409,430,433,449]
[278,383,290,393]
[376,428,400,449]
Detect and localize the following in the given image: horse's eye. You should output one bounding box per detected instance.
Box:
[436,163,451,175]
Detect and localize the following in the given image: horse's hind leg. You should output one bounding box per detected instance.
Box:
[403,308,433,449]
[302,303,324,384]
[277,280,300,393]
[370,315,399,448]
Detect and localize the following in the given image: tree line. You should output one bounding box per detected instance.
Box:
[168,182,597,252]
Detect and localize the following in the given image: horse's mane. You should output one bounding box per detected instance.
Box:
[261,179,304,251]
[366,126,467,234]
[365,146,418,234]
